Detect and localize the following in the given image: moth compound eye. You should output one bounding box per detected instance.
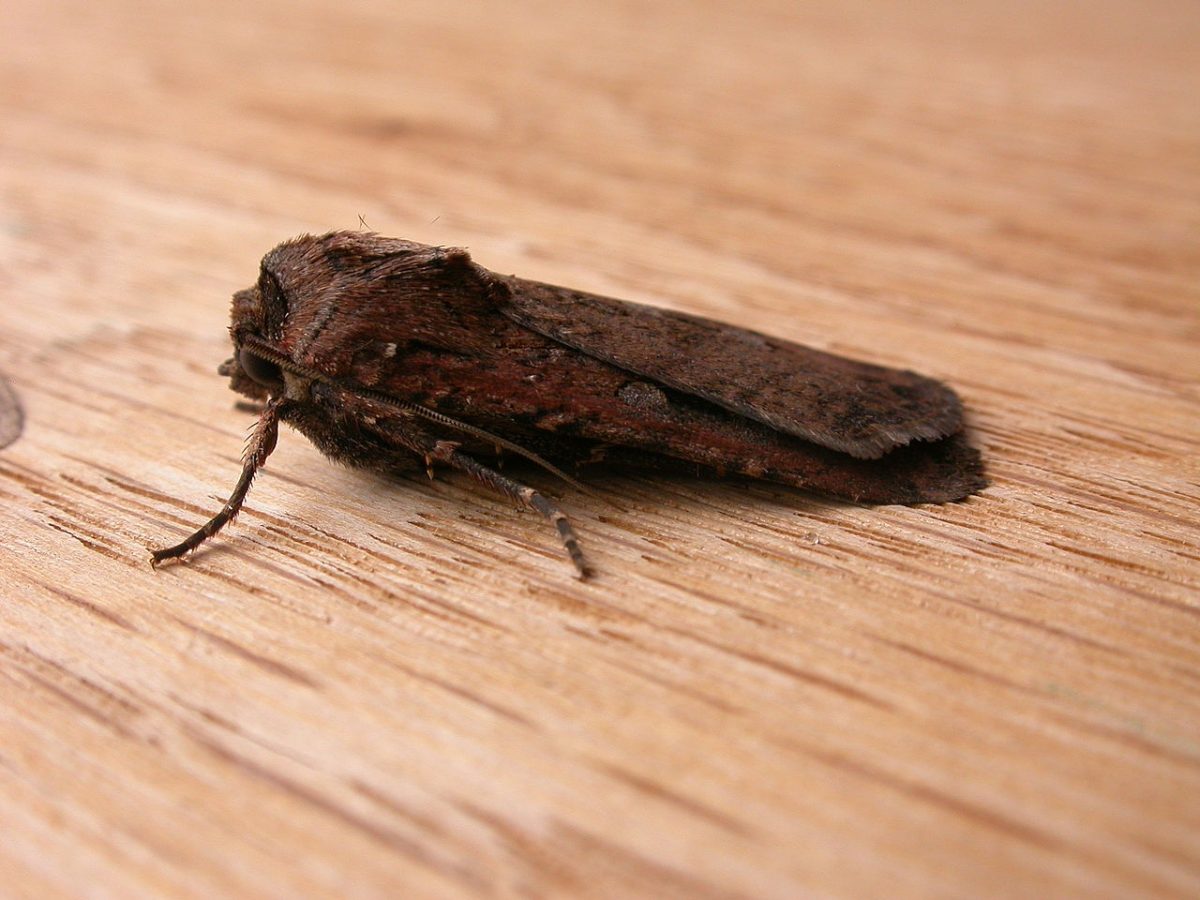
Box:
[238,348,284,390]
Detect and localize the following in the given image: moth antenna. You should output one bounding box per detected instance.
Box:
[411,403,618,505]
[359,389,612,505]
[413,403,628,513]
[236,335,621,510]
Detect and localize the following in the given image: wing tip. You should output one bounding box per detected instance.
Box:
[792,376,966,459]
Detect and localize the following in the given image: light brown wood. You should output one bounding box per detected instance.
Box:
[2,0,1198,896]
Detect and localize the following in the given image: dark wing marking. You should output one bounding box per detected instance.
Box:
[494,275,964,459]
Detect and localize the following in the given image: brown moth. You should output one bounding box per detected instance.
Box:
[151,232,985,576]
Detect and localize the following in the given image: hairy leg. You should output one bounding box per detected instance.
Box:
[150,398,286,565]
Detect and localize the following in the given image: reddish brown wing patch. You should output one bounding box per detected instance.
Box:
[497,276,963,459]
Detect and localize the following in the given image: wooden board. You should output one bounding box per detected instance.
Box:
[1,0,1197,896]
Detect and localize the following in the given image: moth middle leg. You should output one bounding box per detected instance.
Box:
[314,383,588,577]
[427,439,587,578]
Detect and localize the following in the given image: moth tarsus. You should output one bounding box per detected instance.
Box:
[151,231,985,575]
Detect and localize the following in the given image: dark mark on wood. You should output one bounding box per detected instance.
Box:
[383,658,534,727]
[45,518,129,564]
[187,728,483,889]
[350,780,454,841]
[591,761,754,836]
[40,583,137,631]
[793,741,1066,851]
[0,374,23,450]
[662,625,895,710]
[2,642,142,738]
[177,619,321,688]
[551,819,753,900]
[451,800,750,899]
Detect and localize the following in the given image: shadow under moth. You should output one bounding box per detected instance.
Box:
[151,231,985,576]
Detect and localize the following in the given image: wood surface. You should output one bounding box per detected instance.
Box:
[2,0,1198,897]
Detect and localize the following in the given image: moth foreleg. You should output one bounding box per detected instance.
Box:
[150,397,285,566]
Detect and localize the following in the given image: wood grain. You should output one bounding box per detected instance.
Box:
[1,0,1198,897]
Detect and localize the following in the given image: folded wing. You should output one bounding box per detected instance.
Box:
[497,277,963,459]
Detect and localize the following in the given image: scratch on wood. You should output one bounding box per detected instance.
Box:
[590,761,754,836]
[935,591,1135,656]
[619,661,746,714]
[1048,710,1200,769]
[874,637,1036,694]
[21,671,138,738]
[175,619,321,688]
[40,583,137,631]
[790,741,1067,851]
[44,517,128,564]
[186,728,484,889]
[662,625,896,711]
[350,780,455,841]
[461,799,745,898]
[553,821,754,899]
[384,659,535,727]
[1,642,142,738]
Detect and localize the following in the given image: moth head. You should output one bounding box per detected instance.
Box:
[218,343,285,400]
[218,231,467,400]
[220,265,291,400]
